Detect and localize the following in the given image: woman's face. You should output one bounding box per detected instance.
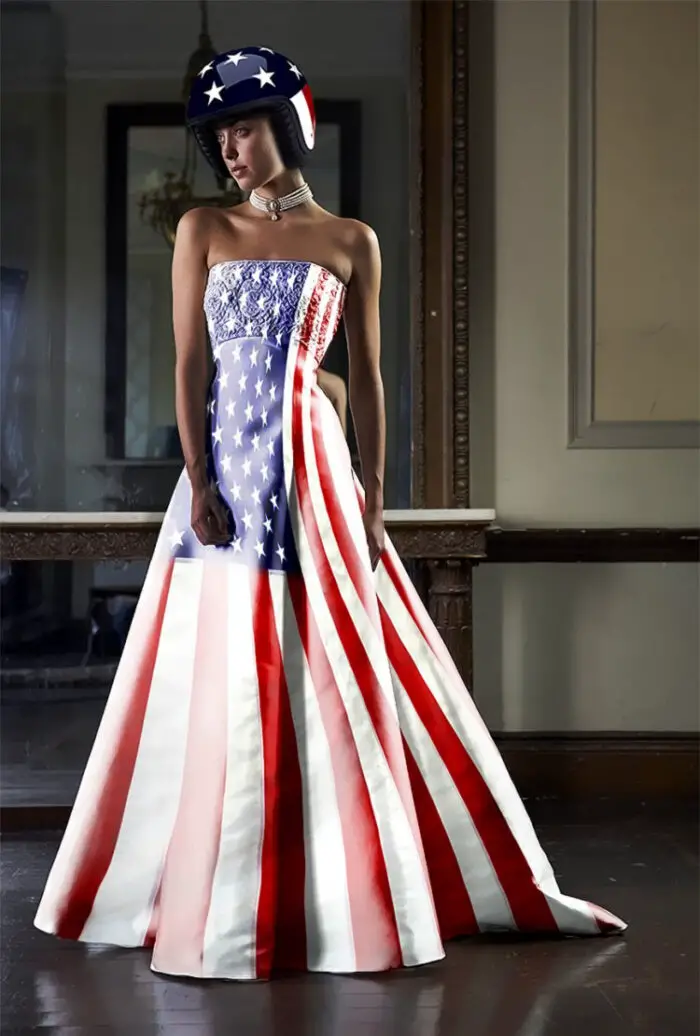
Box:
[215,116,284,191]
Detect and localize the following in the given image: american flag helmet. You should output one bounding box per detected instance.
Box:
[186,47,316,178]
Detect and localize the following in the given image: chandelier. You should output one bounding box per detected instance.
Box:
[138,0,242,247]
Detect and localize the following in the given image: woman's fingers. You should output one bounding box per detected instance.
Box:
[190,491,233,546]
[212,500,230,539]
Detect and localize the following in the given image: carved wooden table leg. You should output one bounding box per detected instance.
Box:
[426,558,473,691]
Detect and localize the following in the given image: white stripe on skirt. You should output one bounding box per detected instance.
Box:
[80,559,202,944]
[200,562,266,979]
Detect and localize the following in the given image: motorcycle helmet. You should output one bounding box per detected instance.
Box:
[186,46,316,178]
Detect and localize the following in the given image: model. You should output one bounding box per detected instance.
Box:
[34,46,626,981]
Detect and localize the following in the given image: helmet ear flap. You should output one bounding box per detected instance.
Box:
[191,124,228,181]
[268,106,307,170]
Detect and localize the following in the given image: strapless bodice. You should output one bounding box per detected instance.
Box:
[203,259,346,368]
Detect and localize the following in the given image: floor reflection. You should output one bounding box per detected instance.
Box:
[31,938,626,1036]
[4,814,698,1035]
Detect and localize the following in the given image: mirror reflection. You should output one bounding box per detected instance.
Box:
[0,0,413,513]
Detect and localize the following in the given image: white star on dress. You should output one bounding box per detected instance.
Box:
[199,258,319,573]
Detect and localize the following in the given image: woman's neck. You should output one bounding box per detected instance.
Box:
[253,169,305,200]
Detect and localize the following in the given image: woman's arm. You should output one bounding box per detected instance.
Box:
[171,209,228,545]
[343,223,386,567]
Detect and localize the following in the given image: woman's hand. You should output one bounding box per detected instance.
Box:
[363,505,385,570]
[191,483,231,546]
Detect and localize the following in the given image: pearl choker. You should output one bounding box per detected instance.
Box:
[249,182,313,221]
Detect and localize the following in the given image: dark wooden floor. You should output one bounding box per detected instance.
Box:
[2,810,698,1035]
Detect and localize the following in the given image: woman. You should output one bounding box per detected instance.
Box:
[35,47,625,981]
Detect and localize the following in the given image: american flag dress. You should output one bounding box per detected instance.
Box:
[34,260,626,980]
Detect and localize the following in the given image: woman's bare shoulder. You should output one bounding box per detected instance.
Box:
[177,204,246,235]
[317,214,379,279]
[335,219,380,281]
[320,212,377,245]
[175,204,248,267]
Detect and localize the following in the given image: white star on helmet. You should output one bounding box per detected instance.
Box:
[205,81,224,105]
[253,67,275,89]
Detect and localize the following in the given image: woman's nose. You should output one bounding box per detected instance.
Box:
[221,133,238,160]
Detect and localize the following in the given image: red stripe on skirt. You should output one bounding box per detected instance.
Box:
[380,541,465,693]
[291,360,406,791]
[304,388,432,852]
[308,390,381,630]
[55,558,175,939]
[401,737,479,939]
[587,903,624,933]
[252,570,307,977]
[379,606,559,933]
[288,575,402,970]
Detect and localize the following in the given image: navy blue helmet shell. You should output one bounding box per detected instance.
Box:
[186,47,316,178]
